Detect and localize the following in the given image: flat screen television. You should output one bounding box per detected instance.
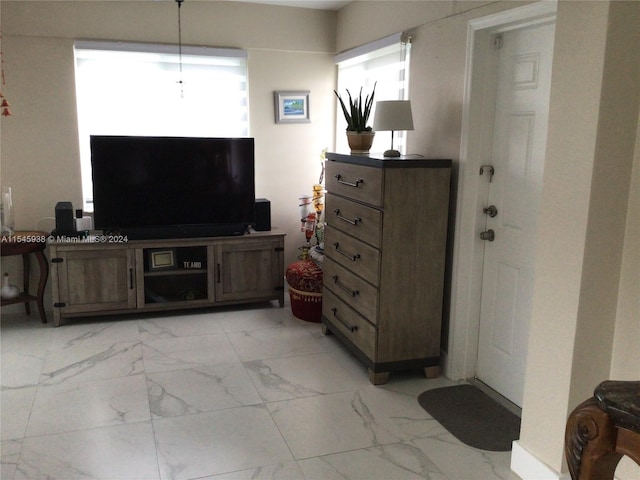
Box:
[90,135,255,239]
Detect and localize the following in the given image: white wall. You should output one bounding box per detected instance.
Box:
[611,116,640,381]
[521,2,639,475]
[248,48,335,255]
[0,1,337,299]
[609,110,640,480]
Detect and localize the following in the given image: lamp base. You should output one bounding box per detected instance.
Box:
[383,149,401,158]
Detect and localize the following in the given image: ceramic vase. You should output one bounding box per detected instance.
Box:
[1,273,20,299]
[346,131,375,155]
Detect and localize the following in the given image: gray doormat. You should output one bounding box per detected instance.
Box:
[417,384,521,451]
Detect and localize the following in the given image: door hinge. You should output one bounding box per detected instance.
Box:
[53,302,67,308]
[274,247,284,252]
[275,286,284,291]
[493,34,503,50]
[51,257,64,263]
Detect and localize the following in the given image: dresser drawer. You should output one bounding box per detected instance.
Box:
[325,193,382,248]
[324,226,381,287]
[323,289,376,359]
[323,257,379,325]
[326,161,383,207]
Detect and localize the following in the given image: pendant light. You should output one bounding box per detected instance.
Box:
[175,0,184,98]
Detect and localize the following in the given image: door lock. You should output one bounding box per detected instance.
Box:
[479,165,495,182]
[480,229,495,241]
[483,205,498,218]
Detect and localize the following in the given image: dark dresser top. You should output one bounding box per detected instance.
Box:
[326,152,452,169]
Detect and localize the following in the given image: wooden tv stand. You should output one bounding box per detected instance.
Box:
[49,231,285,326]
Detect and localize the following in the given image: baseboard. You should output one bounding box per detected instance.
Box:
[439,349,449,377]
[510,441,569,480]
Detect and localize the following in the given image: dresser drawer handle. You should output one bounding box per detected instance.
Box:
[333,242,361,262]
[335,174,364,188]
[332,275,360,297]
[334,209,361,226]
[331,307,359,332]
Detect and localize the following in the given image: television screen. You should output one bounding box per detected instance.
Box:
[90,136,255,238]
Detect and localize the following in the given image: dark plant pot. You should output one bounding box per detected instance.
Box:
[346,131,375,155]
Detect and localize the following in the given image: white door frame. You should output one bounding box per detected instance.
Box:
[444,1,557,382]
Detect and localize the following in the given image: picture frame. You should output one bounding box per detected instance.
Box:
[274,90,310,124]
[148,248,176,271]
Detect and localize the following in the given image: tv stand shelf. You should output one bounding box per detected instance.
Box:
[144,269,206,277]
[49,231,285,326]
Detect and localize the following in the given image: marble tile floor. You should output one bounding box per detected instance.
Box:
[1,301,521,480]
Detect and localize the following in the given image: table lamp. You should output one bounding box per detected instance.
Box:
[373,100,414,157]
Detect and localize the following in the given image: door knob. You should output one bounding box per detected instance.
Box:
[483,205,498,218]
[480,229,495,241]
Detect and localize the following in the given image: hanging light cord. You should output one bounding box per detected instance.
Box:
[176,0,184,97]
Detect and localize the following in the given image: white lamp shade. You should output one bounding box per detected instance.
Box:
[373,100,414,132]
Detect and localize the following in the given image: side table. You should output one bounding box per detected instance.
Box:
[1,231,49,323]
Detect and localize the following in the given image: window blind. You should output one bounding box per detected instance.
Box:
[73,41,249,211]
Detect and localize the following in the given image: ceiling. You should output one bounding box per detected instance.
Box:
[225,0,351,10]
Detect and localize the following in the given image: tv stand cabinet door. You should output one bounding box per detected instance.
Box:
[52,246,136,324]
[214,238,284,304]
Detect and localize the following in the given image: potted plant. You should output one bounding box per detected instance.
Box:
[334,83,376,154]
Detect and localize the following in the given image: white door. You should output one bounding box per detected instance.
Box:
[476,21,555,407]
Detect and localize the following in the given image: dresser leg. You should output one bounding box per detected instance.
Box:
[368,370,390,385]
[321,323,331,335]
[424,366,439,379]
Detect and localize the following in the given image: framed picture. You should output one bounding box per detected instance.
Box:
[274,90,310,124]
[148,248,176,271]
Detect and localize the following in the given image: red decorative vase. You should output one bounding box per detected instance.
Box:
[285,259,323,323]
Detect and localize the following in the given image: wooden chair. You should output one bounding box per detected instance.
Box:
[565,380,640,479]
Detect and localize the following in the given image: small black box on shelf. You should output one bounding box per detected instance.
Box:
[254,198,271,231]
[53,201,76,236]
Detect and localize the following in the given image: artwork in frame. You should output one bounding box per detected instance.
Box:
[274,91,310,124]
[148,248,176,271]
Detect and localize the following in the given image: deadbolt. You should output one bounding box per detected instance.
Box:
[480,229,495,241]
[483,205,498,218]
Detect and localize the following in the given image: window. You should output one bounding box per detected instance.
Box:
[335,33,411,154]
[74,41,248,211]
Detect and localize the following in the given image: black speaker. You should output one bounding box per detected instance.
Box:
[254,198,271,231]
[53,201,77,236]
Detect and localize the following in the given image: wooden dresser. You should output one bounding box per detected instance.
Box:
[321,152,451,384]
